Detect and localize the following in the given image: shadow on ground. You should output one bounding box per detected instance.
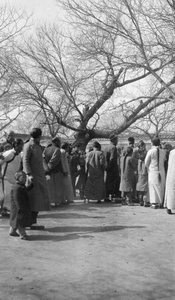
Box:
[46,225,145,233]
[27,225,145,242]
[39,212,105,219]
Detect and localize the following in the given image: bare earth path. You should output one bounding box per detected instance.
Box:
[0,202,175,300]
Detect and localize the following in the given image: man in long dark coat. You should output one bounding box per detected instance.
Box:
[23,128,50,229]
[104,134,121,202]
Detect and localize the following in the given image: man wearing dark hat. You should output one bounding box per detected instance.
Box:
[104,133,121,202]
[22,128,50,229]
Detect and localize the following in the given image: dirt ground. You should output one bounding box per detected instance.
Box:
[0,200,175,300]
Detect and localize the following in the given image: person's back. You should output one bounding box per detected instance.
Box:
[145,137,166,208]
[120,147,135,205]
[104,134,120,200]
[84,141,105,203]
[145,147,165,172]
[43,143,62,174]
[87,149,105,177]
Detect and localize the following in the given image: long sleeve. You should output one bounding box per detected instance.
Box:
[23,143,32,175]
[145,150,151,169]
[47,148,61,171]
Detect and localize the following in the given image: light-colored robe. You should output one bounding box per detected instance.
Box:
[145,146,165,205]
[0,149,22,210]
[164,149,175,212]
[23,138,50,212]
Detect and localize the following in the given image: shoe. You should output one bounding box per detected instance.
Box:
[97,200,101,204]
[68,200,74,203]
[139,202,144,206]
[167,209,172,214]
[21,235,29,240]
[9,232,20,237]
[1,211,10,218]
[30,225,45,230]
[151,204,158,209]
[122,199,127,205]
[144,202,150,207]
[127,202,134,206]
[104,198,111,203]
[60,202,69,205]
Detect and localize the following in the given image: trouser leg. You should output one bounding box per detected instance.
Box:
[31,211,38,224]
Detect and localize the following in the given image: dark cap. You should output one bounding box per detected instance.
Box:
[109,133,118,142]
[52,136,61,145]
[30,128,42,139]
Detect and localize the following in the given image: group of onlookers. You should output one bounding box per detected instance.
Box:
[0,128,174,241]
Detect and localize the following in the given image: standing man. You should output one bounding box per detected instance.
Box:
[128,136,139,202]
[23,128,50,229]
[43,136,64,206]
[104,133,121,202]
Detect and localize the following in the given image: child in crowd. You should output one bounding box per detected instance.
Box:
[9,171,32,240]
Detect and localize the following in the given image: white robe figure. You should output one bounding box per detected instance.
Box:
[145,146,165,205]
[164,149,175,213]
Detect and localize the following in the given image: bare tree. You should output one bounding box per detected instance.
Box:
[130,101,175,138]
[7,0,175,147]
[0,4,29,134]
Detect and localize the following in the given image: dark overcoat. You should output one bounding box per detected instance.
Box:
[120,156,136,192]
[10,183,31,228]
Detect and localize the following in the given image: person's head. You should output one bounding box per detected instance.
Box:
[138,140,146,152]
[152,138,161,147]
[162,143,173,155]
[52,136,61,148]
[128,136,135,147]
[93,141,101,151]
[7,131,15,145]
[61,142,70,152]
[109,133,118,145]
[14,171,26,185]
[30,128,42,142]
[13,138,24,154]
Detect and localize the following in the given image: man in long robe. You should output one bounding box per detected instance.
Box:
[104,134,120,201]
[23,128,50,229]
[164,148,175,214]
[84,141,105,203]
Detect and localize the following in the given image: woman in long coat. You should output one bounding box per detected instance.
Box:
[84,141,105,203]
[120,146,136,205]
[43,137,64,206]
[145,138,166,208]
[23,128,50,228]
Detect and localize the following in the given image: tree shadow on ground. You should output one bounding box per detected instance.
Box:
[46,225,145,234]
[39,212,105,219]
[27,224,145,242]
[28,232,93,242]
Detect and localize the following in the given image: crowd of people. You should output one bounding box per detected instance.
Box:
[0,128,174,240]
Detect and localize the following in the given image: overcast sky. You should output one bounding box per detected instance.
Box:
[3,0,61,22]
